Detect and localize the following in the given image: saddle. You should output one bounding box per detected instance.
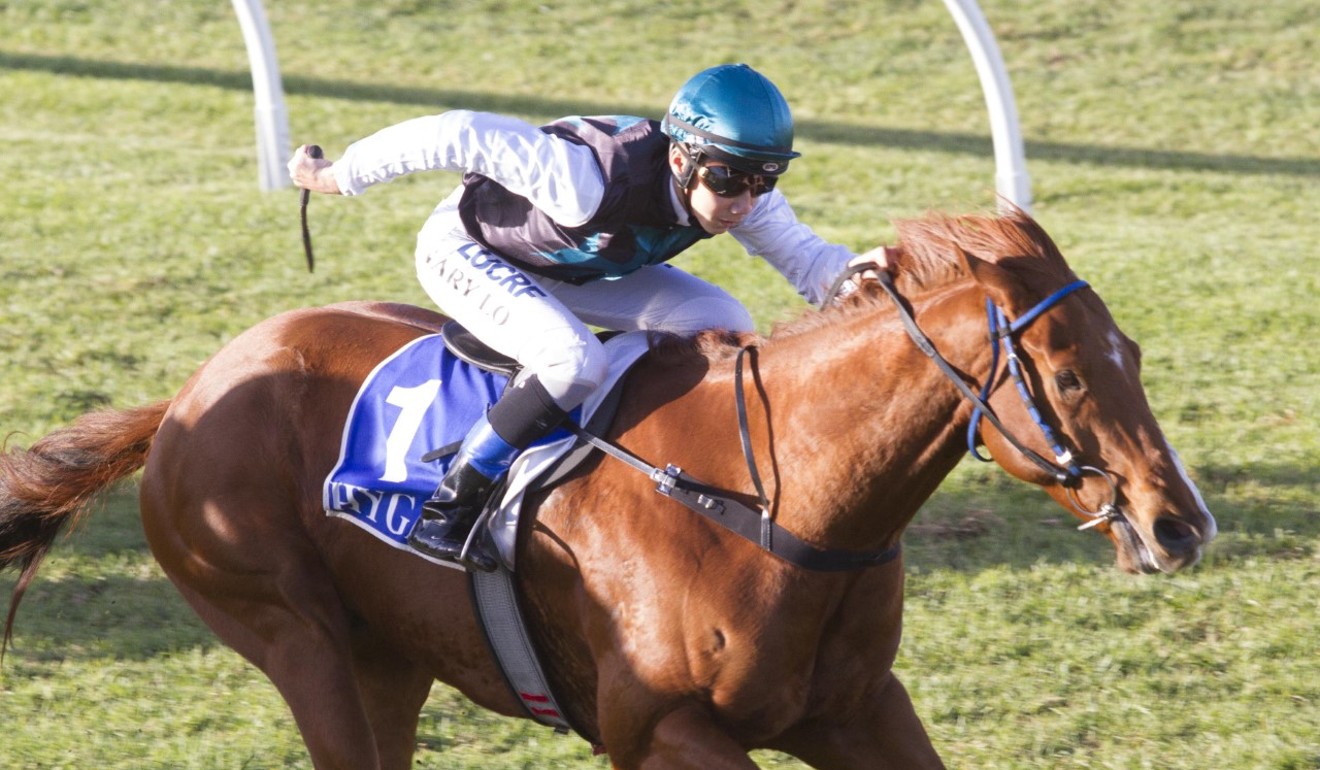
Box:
[441,320,621,378]
[440,321,520,377]
[324,322,900,743]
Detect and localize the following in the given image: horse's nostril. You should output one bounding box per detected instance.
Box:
[1154,517,1199,552]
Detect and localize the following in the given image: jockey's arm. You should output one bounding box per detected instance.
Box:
[730,192,890,306]
[289,111,607,227]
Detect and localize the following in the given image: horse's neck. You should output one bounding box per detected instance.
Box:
[746,287,986,552]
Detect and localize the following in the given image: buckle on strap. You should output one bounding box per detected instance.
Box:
[655,465,725,513]
[653,464,681,496]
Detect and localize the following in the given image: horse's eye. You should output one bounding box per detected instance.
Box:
[1055,369,1083,392]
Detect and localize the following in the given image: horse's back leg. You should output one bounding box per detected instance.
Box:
[140,465,429,769]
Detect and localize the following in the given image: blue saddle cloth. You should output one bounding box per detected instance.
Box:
[322,334,570,547]
[323,331,652,568]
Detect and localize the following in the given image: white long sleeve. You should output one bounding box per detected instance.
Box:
[332,110,606,227]
[731,191,854,306]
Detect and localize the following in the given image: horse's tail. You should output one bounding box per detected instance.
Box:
[0,400,170,657]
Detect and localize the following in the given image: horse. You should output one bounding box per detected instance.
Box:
[0,208,1215,769]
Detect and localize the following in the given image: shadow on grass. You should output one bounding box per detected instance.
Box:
[0,490,218,662]
[3,50,1318,179]
[3,572,217,662]
[1198,461,1320,499]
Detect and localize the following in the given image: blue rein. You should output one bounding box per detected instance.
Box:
[968,279,1090,482]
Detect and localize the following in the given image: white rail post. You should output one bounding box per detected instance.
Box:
[231,0,291,191]
[941,0,1032,212]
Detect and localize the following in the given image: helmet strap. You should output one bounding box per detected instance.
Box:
[671,143,703,219]
[673,142,702,190]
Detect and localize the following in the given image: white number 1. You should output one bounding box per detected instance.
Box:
[380,380,442,483]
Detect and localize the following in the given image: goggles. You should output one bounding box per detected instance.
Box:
[696,163,779,198]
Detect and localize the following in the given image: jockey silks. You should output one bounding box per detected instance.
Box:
[333,109,854,306]
[458,116,711,284]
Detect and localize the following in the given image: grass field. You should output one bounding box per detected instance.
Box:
[2,0,1318,768]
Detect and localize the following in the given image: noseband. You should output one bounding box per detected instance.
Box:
[833,264,1122,530]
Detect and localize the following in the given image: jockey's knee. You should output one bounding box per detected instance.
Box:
[659,296,755,336]
[524,333,609,409]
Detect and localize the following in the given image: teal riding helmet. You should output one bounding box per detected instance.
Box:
[662,63,801,178]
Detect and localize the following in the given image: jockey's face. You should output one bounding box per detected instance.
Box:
[668,146,757,236]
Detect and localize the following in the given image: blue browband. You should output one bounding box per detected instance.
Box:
[1001,279,1091,336]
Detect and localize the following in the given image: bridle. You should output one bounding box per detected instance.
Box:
[971,282,1123,530]
[829,263,1123,531]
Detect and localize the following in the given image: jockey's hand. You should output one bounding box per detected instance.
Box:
[840,246,895,294]
[850,246,894,277]
[287,144,341,195]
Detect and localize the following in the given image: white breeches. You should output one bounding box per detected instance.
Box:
[415,209,754,410]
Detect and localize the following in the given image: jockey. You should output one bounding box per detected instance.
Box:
[288,63,887,571]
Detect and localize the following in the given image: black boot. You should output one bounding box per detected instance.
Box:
[409,460,499,572]
[407,375,570,572]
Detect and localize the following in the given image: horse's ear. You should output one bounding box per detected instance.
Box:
[957,246,1024,312]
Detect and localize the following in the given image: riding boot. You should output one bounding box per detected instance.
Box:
[408,376,569,572]
[408,418,509,572]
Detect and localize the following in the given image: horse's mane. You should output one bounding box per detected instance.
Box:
[648,207,1069,362]
[890,206,1069,293]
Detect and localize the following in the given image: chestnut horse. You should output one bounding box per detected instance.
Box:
[1,209,1215,769]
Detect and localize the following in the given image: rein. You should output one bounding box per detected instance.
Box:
[870,269,1086,486]
[832,262,1122,530]
[562,261,1107,566]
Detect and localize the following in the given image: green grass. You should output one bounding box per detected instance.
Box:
[2,0,1318,767]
